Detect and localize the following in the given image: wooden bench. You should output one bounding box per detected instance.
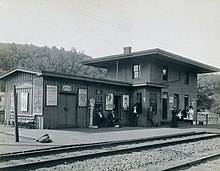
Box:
[9,114,37,128]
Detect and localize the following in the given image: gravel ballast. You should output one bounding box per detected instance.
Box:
[30,137,220,171]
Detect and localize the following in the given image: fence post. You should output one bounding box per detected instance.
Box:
[14,85,19,142]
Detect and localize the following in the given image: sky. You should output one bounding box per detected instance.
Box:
[0,0,220,68]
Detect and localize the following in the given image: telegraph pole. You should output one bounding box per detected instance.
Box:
[14,85,19,142]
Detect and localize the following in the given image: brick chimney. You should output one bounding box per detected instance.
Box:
[123,46,132,54]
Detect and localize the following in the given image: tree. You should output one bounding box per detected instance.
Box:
[197,73,220,115]
[0,43,106,78]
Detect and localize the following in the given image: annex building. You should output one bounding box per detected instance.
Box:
[0,48,219,129]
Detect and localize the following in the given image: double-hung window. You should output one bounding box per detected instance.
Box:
[133,64,141,79]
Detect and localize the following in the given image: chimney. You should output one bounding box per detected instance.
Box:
[123,46,132,54]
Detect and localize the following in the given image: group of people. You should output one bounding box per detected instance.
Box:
[176,106,194,121]
[171,106,194,127]
[97,104,195,128]
[131,104,156,127]
[96,110,121,127]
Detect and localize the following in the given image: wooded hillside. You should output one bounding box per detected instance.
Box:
[0,43,106,92]
[0,43,106,77]
[197,73,220,115]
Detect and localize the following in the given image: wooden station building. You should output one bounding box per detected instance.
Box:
[0,48,219,129]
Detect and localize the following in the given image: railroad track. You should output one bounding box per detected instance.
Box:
[0,131,219,171]
[162,152,220,171]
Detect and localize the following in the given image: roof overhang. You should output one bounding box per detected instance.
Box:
[82,48,220,74]
[41,71,131,87]
[0,67,42,80]
[132,82,167,88]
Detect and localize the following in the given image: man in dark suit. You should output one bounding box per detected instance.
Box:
[108,110,121,127]
[147,105,155,127]
[96,110,106,127]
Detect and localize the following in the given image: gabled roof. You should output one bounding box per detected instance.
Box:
[0,67,42,79]
[82,48,220,73]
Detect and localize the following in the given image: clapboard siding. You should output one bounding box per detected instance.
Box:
[4,72,40,123]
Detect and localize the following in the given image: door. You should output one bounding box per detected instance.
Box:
[162,93,168,119]
[114,96,121,118]
[184,95,189,110]
[150,92,157,113]
[58,93,77,127]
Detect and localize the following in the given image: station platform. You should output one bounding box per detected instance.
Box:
[0,124,220,155]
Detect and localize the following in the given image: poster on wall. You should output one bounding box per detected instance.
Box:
[46,85,57,106]
[78,88,88,107]
[169,96,174,110]
[10,93,14,112]
[33,78,43,115]
[123,95,129,111]
[106,93,113,110]
[20,92,28,112]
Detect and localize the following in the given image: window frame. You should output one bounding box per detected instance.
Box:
[132,64,141,79]
[162,66,168,81]
[184,72,189,85]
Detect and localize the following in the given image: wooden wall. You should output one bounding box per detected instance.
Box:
[43,77,131,128]
[4,72,40,123]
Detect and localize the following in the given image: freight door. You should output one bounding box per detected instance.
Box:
[58,93,77,127]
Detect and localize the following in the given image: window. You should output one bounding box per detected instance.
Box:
[163,67,168,80]
[95,90,103,104]
[95,90,103,113]
[133,64,141,79]
[184,72,189,84]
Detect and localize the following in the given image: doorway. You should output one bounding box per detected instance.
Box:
[174,94,179,111]
[58,93,77,127]
[114,96,121,118]
[184,95,189,110]
[162,93,168,119]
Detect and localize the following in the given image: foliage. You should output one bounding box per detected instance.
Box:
[0,43,107,91]
[0,43,106,76]
[197,73,220,115]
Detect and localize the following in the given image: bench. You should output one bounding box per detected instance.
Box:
[9,114,37,128]
[106,117,122,127]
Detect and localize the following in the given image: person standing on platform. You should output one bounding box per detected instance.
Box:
[188,106,194,120]
[132,104,138,126]
[147,105,155,127]
[171,106,178,127]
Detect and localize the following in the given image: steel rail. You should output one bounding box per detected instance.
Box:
[0,131,206,161]
[0,133,219,171]
[162,152,220,171]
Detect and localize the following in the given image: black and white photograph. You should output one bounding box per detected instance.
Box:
[0,0,220,170]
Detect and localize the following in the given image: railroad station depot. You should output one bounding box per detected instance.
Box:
[0,48,219,129]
